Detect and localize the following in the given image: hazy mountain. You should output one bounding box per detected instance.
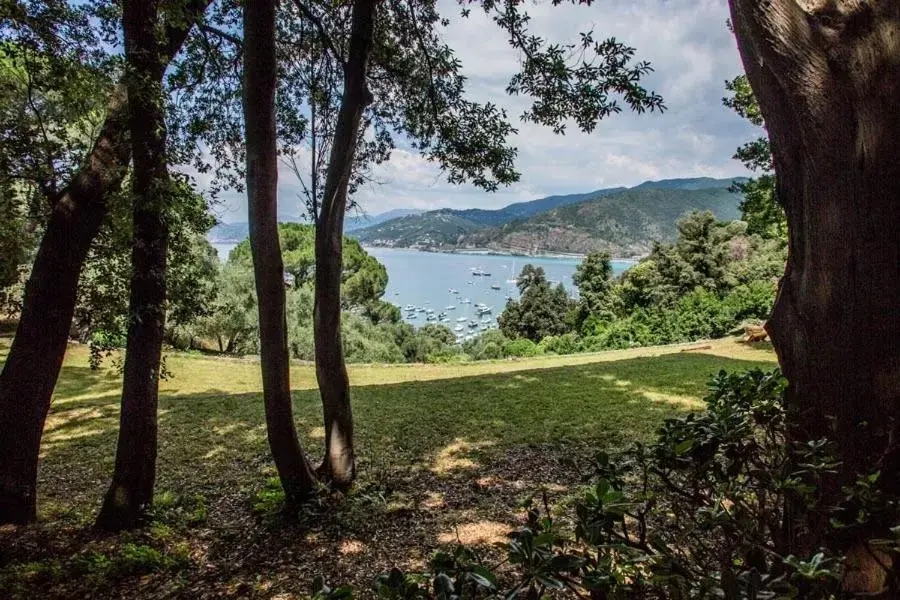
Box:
[209,208,425,243]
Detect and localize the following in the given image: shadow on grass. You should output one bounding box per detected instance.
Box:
[0,352,778,598]
[33,353,773,514]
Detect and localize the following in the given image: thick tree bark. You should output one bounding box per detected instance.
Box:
[96,0,171,532]
[0,1,210,526]
[314,0,377,489]
[244,0,317,509]
[730,0,900,587]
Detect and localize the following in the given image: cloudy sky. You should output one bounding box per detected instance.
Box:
[212,0,756,224]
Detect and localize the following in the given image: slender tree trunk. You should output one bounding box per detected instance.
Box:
[0,2,210,526]
[730,0,900,588]
[96,0,171,532]
[313,0,377,490]
[244,0,317,509]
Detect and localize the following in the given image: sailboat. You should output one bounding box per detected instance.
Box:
[506,259,517,284]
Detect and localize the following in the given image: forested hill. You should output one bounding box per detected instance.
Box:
[460,187,742,257]
[352,178,743,256]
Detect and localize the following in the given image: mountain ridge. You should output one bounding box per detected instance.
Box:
[352,177,745,256]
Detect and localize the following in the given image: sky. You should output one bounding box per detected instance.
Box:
[210,0,757,225]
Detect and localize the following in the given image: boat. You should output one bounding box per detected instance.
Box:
[479,325,488,331]
[457,316,467,322]
[471,267,485,276]
[404,304,415,311]
[445,305,455,310]
[490,284,501,290]
[466,281,474,285]
[481,317,492,323]
[454,325,463,332]
[460,298,471,304]
[417,307,426,313]
[449,288,458,294]
[468,321,479,328]
[477,306,493,315]
[440,318,450,323]
[407,313,417,320]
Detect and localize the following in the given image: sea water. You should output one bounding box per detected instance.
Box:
[211,243,635,328]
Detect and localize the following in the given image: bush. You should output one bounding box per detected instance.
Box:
[503,338,541,358]
[538,333,579,355]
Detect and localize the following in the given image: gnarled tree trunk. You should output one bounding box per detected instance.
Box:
[0,1,210,526]
[730,0,900,588]
[96,0,171,531]
[244,0,318,509]
[314,0,377,490]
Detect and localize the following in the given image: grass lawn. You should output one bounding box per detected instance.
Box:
[0,336,776,599]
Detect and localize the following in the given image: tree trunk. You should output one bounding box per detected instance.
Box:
[313,0,377,490]
[96,0,171,532]
[730,0,900,586]
[0,1,210,526]
[0,88,129,524]
[244,0,317,509]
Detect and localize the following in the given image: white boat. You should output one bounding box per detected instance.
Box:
[460,298,471,304]
[404,304,415,311]
[477,306,493,315]
[445,305,455,310]
[471,267,485,276]
[449,288,458,294]
[491,284,501,290]
[457,316,467,322]
[417,307,426,313]
[454,325,463,332]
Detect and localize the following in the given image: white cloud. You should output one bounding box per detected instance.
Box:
[215,0,757,223]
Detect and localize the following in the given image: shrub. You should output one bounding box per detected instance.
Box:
[538,333,579,355]
[503,338,541,358]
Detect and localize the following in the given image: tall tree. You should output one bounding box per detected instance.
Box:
[96,0,174,531]
[0,0,209,525]
[313,0,378,488]
[244,0,318,508]
[729,0,900,588]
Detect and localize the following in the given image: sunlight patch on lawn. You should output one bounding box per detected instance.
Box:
[439,521,510,545]
[431,439,494,474]
[639,390,704,409]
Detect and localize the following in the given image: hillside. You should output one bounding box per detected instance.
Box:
[353,178,743,255]
[460,186,742,257]
[345,208,424,232]
[352,209,485,247]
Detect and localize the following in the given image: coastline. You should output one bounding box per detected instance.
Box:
[363,245,642,263]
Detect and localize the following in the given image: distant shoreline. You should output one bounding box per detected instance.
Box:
[363,245,642,263]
